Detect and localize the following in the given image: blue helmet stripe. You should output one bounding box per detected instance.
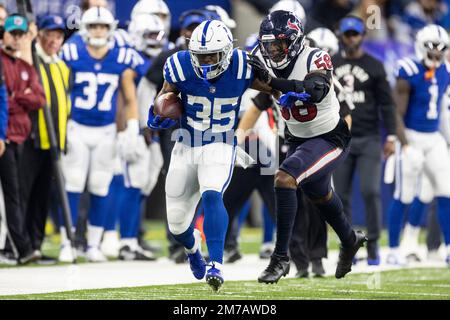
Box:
[201,20,212,46]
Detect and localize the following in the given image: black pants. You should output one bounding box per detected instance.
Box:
[19,140,54,251]
[426,204,442,251]
[0,142,32,257]
[333,136,382,244]
[223,166,276,250]
[289,188,328,271]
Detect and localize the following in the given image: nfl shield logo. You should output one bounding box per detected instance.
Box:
[21,71,29,81]
[14,17,23,26]
[209,86,216,94]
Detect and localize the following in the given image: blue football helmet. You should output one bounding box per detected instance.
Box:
[258,10,305,70]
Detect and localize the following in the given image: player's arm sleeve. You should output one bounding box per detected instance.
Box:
[375,62,396,136]
[303,50,333,103]
[251,92,273,111]
[267,50,332,103]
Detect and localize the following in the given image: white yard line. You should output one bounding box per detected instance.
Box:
[0,246,448,296]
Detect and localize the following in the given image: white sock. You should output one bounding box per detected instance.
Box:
[446,244,450,256]
[87,225,104,249]
[60,227,75,246]
[403,224,420,242]
[103,230,119,243]
[120,238,138,251]
[389,247,400,255]
[210,261,223,272]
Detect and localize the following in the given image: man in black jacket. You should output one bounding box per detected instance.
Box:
[332,16,396,265]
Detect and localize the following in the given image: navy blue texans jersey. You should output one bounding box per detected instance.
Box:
[397,57,449,132]
[61,40,138,126]
[163,48,254,147]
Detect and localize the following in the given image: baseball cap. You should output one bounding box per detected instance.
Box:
[339,16,365,34]
[179,9,218,30]
[4,15,28,33]
[38,15,65,31]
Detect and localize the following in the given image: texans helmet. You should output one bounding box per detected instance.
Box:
[258,10,305,70]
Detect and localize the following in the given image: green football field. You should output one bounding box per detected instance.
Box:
[1,268,449,300]
[1,221,449,300]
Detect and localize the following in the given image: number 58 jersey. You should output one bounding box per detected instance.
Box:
[163,48,253,147]
[61,41,137,126]
[257,46,341,139]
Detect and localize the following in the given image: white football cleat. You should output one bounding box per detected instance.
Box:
[401,224,421,262]
[386,249,408,266]
[59,244,76,263]
[87,246,107,262]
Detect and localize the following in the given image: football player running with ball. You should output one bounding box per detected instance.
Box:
[147,19,278,291]
[241,11,367,283]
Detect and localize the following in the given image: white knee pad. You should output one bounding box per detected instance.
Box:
[167,206,191,235]
[88,171,114,196]
[62,138,89,193]
[88,140,116,196]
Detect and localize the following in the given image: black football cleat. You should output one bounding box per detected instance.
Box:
[335,230,368,279]
[311,259,325,277]
[258,254,290,284]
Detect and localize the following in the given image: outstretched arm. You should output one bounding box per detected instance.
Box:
[247,54,331,103]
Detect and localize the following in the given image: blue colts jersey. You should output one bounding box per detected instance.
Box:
[397,57,449,132]
[134,51,152,85]
[163,49,254,147]
[61,41,137,126]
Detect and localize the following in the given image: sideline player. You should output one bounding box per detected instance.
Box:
[387,24,450,266]
[59,7,139,262]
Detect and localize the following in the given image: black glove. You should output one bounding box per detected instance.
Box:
[247,54,271,84]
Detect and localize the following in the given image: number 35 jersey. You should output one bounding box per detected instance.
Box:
[397,57,449,133]
[61,41,137,126]
[257,46,341,139]
[163,48,253,147]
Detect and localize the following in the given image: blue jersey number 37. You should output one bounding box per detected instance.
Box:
[74,72,119,111]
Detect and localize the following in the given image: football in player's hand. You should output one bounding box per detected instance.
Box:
[154,93,183,120]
